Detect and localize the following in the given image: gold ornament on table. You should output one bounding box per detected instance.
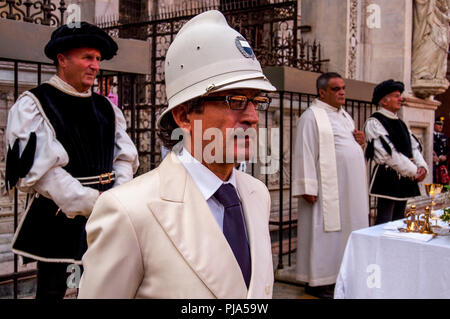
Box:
[398,205,436,236]
[418,206,434,235]
[424,183,444,230]
[424,183,443,206]
[405,205,420,232]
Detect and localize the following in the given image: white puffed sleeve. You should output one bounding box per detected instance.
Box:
[410,131,428,173]
[364,117,418,178]
[109,101,139,186]
[5,92,99,217]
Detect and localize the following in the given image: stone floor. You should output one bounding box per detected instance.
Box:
[273,281,316,299]
[0,248,315,299]
[0,262,314,299]
[1,279,310,299]
[271,253,318,299]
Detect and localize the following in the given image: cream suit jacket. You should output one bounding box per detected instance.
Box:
[78,152,274,298]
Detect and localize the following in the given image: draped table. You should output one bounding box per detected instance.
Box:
[334,216,450,299]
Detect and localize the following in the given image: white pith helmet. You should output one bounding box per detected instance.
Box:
[157,9,276,129]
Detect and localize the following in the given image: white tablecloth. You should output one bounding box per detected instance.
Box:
[334,218,450,299]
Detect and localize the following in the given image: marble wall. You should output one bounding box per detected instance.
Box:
[301,0,349,76]
[360,0,413,89]
[302,0,414,87]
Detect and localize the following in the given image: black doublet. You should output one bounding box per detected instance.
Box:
[367,112,420,200]
[13,84,116,262]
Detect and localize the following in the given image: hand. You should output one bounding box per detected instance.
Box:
[439,155,447,162]
[302,194,317,204]
[433,152,439,163]
[353,129,365,146]
[415,167,427,182]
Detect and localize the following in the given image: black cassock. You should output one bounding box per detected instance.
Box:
[11,83,116,263]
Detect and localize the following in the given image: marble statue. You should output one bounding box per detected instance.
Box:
[412,0,450,98]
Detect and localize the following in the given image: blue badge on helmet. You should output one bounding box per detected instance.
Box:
[235,36,255,59]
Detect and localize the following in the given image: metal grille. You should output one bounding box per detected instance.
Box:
[0,0,67,26]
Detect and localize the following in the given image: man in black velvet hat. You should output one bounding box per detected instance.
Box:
[5,22,139,299]
[364,79,428,225]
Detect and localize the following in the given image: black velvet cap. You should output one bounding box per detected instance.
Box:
[44,21,118,61]
[372,79,404,105]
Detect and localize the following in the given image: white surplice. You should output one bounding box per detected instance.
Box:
[292,99,369,287]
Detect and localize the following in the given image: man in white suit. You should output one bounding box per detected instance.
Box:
[78,10,276,298]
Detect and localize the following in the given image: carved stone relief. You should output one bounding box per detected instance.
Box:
[347,0,359,80]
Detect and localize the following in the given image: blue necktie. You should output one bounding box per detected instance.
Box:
[214,183,251,288]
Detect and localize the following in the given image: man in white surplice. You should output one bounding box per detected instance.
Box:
[292,72,369,299]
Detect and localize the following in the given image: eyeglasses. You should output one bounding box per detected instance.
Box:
[330,86,345,92]
[200,95,271,111]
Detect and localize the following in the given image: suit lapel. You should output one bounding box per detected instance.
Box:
[148,152,248,298]
[236,171,271,298]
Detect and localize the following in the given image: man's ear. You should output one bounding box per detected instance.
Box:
[318,88,325,99]
[56,53,67,68]
[171,105,191,131]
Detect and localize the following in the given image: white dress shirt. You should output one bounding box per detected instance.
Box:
[176,148,248,238]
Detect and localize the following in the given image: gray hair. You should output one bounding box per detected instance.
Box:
[158,98,204,150]
[316,72,343,95]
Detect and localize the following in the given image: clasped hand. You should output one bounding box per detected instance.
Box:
[353,129,365,146]
[415,167,426,182]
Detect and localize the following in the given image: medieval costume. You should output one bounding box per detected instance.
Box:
[364,80,427,225]
[6,74,138,263]
[5,22,138,299]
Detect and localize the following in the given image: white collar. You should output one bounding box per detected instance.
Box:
[176,147,237,201]
[377,107,399,119]
[314,98,343,113]
[46,75,92,98]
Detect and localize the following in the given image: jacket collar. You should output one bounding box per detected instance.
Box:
[46,75,92,98]
[148,152,261,298]
[378,107,399,119]
[176,147,237,201]
[313,98,343,113]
